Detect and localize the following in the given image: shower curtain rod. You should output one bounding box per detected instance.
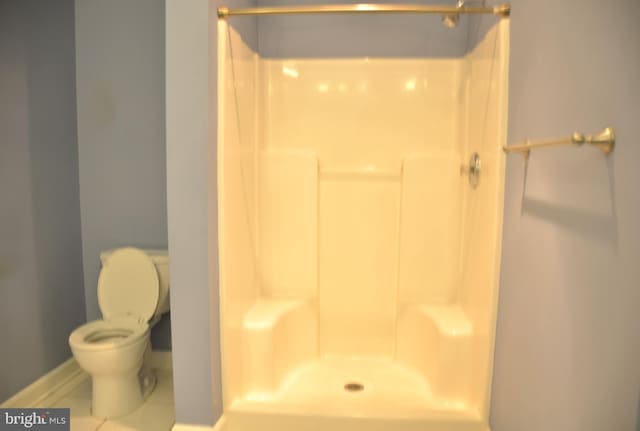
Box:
[217,3,511,19]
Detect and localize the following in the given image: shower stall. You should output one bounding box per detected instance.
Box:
[216,4,509,430]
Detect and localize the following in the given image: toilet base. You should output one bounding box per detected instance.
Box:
[91,346,157,419]
[92,373,143,418]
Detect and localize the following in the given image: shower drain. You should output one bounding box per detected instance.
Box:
[344,382,364,392]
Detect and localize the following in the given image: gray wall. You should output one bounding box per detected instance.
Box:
[166,0,257,425]
[489,0,640,430]
[75,0,171,349]
[0,0,85,402]
[256,0,468,58]
[166,0,217,425]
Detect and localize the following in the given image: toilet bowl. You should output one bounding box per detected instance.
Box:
[69,247,170,419]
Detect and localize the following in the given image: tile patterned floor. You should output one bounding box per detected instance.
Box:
[36,366,175,431]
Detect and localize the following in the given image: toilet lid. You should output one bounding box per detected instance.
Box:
[97,247,159,322]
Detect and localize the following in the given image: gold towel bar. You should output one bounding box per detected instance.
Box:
[503,127,615,158]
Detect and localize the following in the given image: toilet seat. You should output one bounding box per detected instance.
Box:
[97,247,160,322]
[69,318,148,352]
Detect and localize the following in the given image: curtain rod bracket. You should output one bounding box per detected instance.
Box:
[493,3,511,17]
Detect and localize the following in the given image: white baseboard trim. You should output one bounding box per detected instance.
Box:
[0,358,82,408]
[2,351,173,408]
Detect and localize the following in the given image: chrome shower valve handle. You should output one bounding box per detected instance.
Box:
[460,152,481,188]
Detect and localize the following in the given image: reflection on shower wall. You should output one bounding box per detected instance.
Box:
[218,18,508,431]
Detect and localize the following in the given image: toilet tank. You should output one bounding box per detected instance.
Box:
[100,248,170,319]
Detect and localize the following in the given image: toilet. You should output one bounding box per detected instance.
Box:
[69,247,170,419]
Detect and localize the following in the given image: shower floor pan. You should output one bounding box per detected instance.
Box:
[226,356,484,431]
[222,300,487,430]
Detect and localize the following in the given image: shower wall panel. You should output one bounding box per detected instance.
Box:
[260,59,465,171]
[260,57,468,358]
[258,150,317,299]
[218,22,260,406]
[398,153,463,307]
[459,21,509,416]
[318,178,400,357]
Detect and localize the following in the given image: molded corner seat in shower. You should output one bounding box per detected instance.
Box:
[397,305,473,407]
[241,300,317,398]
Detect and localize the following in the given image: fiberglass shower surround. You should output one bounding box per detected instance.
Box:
[217,7,509,431]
